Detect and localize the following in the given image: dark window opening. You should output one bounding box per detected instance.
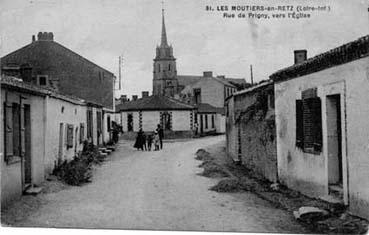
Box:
[127,113,133,132]
[161,112,172,130]
[39,76,47,86]
[205,115,208,129]
[12,103,20,157]
[296,97,322,153]
[211,115,215,128]
[194,88,201,104]
[66,124,74,149]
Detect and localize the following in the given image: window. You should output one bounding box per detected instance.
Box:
[127,113,133,132]
[194,88,201,104]
[80,123,85,143]
[37,75,48,86]
[158,64,161,72]
[161,112,172,130]
[295,95,322,153]
[205,115,208,129]
[107,116,111,131]
[168,64,171,71]
[66,124,74,149]
[211,115,215,128]
[87,109,93,139]
[96,111,102,134]
[12,103,20,156]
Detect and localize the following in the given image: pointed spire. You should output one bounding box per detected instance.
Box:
[160,2,168,47]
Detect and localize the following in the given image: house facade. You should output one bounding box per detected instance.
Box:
[225,81,277,182]
[116,95,195,139]
[1,32,115,145]
[271,35,369,219]
[1,76,105,207]
[179,72,237,134]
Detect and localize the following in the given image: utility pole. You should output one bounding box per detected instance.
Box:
[118,55,123,90]
[250,64,254,85]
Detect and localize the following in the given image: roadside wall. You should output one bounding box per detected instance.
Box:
[235,84,277,182]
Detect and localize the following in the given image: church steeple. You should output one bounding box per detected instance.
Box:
[161,7,168,47]
[153,3,178,97]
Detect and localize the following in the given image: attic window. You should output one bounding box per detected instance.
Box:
[37,75,48,86]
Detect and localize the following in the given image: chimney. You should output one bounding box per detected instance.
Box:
[120,95,127,103]
[32,35,35,42]
[37,32,54,41]
[142,91,149,98]
[203,71,213,78]
[132,95,138,101]
[294,50,307,65]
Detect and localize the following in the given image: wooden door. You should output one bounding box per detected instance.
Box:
[23,105,32,185]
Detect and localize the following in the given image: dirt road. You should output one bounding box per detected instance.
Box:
[7,136,307,233]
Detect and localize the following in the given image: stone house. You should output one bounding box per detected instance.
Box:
[179,72,238,134]
[1,75,104,207]
[1,32,116,145]
[116,94,195,139]
[270,35,369,219]
[225,81,277,182]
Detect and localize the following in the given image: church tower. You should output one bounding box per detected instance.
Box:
[153,7,178,97]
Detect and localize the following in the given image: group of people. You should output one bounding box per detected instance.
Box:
[134,124,164,151]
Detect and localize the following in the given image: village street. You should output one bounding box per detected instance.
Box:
[7,135,307,233]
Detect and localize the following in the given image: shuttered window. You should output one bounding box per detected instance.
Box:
[96,111,102,133]
[87,109,93,139]
[205,115,208,129]
[67,124,74,148]
[296,100,304,148]
[4,102,13,161]
[80,123,85,143]
[296,97,322,153]
[12,103,20,157]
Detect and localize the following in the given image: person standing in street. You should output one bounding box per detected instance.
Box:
[156,124,164,150]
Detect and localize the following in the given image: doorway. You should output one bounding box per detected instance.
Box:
[200,114,204,134]
[58,123,64,164]
[23,105,32,187]
[127,113,133,132]
[326,94,343,200]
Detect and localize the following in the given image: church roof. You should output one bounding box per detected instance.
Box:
[116,95,194,112]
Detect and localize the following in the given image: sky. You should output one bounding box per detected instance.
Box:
[1,0,368,98]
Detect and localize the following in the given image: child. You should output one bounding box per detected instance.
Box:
[147,133,153,151]
[154,131,160,151]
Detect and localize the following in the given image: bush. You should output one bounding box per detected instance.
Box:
[52,142,106,186]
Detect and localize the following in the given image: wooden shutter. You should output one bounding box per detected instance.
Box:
[67,124,74,148]
[20,104,25,158]
[80,123,84,143]
[12,103,20,157]
[295,100,304,148]
[4,102,13,161]
[302,97,322,153]
[312,98,322,152]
